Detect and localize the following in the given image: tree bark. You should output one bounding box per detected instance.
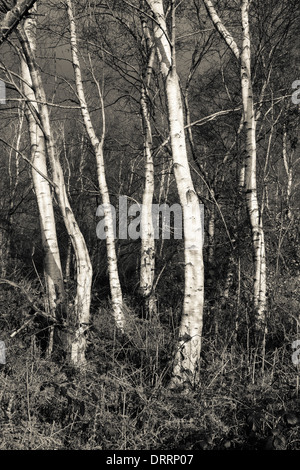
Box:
[203,0,267,330]
[148,0,204,388]
[282,123,293,221]
[139,18,156,319]
[0,0,37,45]
[18,15,93,366]
[240,0,266,327]
[207,190,215,289]
[66,0,124,331]
[20,13,65,352]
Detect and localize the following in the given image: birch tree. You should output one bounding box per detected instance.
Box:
[66,0,125,331]
[17,9,93,365]
[203,0,267,329]
[20,13,65,344]
[147,0,204,388]
[139,16,156,318]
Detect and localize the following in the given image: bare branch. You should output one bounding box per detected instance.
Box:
[0,137,57,189]
[202,0,240,62]
[0,0,38,45]
[0,278,58,338]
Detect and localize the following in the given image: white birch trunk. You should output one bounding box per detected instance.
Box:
[20,15,65,331]
[203,0,267,330]
[282,124,293,220]
[148,0,204,388]
[66,0,124,331]
[140,21,156,318]
[18,17,93,365]
[241,0,266,327]
[140,84,156,316]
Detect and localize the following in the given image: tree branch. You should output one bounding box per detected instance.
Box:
[0,0,38,45]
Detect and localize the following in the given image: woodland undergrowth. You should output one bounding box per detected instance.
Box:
[0,273,299,451]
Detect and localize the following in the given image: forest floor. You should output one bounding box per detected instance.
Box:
[0,295,300,451]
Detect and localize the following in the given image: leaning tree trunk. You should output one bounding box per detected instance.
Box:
[18,14,92,366]
[66,0,124,331]
[20,14,65,350]
[148,0,204,388]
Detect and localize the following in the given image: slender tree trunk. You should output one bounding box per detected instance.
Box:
[203,0,267,330]
[65,239,72,283]
[220,119,244,308]
[18,16,92,366]
[66,0,124,331]
[139,18,156,318]
[220,253,235,308]
[207,191,215,289]
[282,123,293,220]
[241,0,266,328]
[148,0,204,388]
[0,225,10,277]
[20,15,65,348]
[158,158,172,258]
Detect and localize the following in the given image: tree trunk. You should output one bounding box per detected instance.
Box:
[203,0,267,330]
[139,19,156,319]
[282,123,293,220]
[65,239,72,284]
[241,0,266,328]
[20,14,65,353]
[148,0,204,388]
[66,0,124,331]
[0,224,10,277]
[207,191,215,289]
[18,15,93,366]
